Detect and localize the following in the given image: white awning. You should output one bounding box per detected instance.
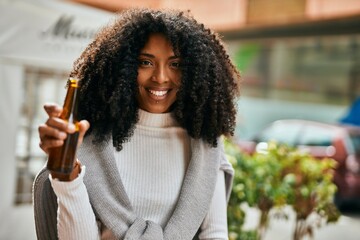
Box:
[0,0,114,70]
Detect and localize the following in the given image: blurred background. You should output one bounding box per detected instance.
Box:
[0,0,359,239]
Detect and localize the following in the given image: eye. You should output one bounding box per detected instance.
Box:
[139,59,153,67]
[170,61,180,69]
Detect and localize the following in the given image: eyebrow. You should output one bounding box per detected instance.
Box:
[139,53,180,60]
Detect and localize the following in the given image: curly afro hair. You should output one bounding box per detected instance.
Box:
[70,8,241,151]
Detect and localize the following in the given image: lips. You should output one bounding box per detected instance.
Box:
[137,85,178,112]
[146,88,171,101]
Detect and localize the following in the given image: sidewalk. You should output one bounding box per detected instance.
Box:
[1,204,360,240]
[243,206,360,240]
[0,205,36,240]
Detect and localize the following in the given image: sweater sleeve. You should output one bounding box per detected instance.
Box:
[198,170,229,240]
[218,139,234,202]
[198,139,233,240]
[49,166,100,240]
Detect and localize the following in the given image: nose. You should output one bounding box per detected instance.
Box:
[152,65,169,83]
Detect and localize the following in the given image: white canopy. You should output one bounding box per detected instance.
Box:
[0,0,114,70]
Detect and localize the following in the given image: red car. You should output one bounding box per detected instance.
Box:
[237,119,360,208]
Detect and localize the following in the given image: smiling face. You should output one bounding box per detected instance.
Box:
[136,33,181,113]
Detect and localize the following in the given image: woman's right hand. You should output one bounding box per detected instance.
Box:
[38,103,90,155]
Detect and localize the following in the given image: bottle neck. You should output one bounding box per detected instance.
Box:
[61,81,79,123]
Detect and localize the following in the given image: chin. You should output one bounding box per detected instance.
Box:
[150,107,170,113]
[140,105,169,113]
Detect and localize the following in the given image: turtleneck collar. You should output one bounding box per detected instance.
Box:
[137,109,179,128]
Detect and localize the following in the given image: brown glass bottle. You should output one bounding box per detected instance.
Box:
[47,78,80,175]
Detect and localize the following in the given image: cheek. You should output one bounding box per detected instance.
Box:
[172,73,182,87]
[136,71,147,86]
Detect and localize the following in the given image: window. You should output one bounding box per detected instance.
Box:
[298,125,336,147]
[256,121,303,146]
[349,135,360,155]
[228,35,360,106]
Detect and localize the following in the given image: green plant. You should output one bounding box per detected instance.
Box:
[225,139,340,240]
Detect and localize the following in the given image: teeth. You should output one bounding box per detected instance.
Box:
[148,89,168,96]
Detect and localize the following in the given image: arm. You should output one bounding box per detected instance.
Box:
[38,103,95,238]
[198,170,229,240]
[50,165,101,240]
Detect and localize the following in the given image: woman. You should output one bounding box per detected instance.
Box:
[34,8,240,240]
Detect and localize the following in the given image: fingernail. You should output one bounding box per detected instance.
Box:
[68,124,75,131]
[60,132,67,139]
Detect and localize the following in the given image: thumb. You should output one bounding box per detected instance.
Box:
[77,120,90,146]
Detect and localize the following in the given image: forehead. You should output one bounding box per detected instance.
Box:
[141,33,175,54]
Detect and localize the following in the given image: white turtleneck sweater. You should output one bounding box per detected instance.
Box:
[50,109,228,239]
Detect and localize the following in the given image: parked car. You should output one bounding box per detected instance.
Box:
[237,119,360,208]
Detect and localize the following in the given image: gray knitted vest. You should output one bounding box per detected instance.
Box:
[33,136,233,240]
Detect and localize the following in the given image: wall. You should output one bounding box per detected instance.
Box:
[0,63,35,239]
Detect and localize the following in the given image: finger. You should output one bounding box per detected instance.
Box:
[39,138,64,154]
[45,117,71,132]
[79,120,90,134]
[44,103,62,118]
[77,120,90,145]
[38,124,67,141]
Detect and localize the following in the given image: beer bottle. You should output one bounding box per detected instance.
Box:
[47,78,80,177]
